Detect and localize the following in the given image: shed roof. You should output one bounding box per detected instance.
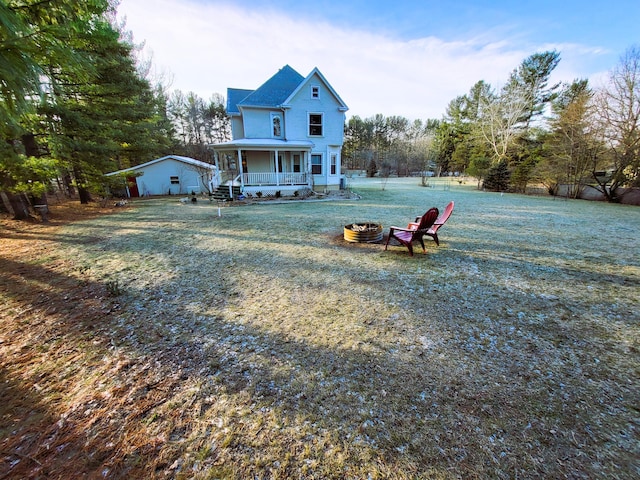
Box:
[105,155,216,176]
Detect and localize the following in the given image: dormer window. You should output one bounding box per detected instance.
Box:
[311,85,320,99]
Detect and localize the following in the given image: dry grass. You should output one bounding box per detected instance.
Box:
[1,178,639,479]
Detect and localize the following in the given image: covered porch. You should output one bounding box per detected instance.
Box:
[211,139,315,197]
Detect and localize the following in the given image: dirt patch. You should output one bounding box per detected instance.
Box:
[328,232,386,250]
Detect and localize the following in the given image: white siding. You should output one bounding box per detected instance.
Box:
[285,72,345,144]
[134,159,208,196]
[284,72,345,189]
[244,152,271,172]
[229,69,346,191]
[230,117,244,139]
[242,108,274,139]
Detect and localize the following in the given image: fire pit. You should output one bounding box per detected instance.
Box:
[344,223,383,243]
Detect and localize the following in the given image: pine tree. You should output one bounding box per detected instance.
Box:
[0,0,110,217]
[483,160,511,191]
[43,18,172,203]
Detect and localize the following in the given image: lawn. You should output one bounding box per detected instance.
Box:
[1,177,639,479]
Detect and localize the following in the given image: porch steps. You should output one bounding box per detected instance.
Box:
[211,184,241,201]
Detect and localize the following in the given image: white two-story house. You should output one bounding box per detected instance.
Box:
[211,65,348,197]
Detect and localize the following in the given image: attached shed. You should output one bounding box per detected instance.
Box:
[106,155,219,197]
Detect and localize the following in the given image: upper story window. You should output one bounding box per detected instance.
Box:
[271,113,282,138]
[308,113,323,136]
[311,85,320,99]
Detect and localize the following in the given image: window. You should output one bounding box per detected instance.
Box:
[271,113,282,137]
[308,113,323,136]
[330,153,337,175]
[311,154,322,175]
[170,176,179,184]
[311,85,320,98]
[293,154,301,173]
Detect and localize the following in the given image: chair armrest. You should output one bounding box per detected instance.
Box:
[389,225,416,233]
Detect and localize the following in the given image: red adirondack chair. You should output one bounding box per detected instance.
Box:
[385,207,439,256]
[424,201,454,246]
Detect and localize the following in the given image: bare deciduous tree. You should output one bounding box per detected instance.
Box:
[167,90,230,161]
[478,88,530,161]
[593,45,640,201]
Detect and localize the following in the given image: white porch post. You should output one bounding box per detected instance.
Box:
[274,149,280,186]
[237,148,244,188]
[212,151,220,191]
[213,150,219,171]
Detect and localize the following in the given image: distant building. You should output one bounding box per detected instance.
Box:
[106,155,218,197]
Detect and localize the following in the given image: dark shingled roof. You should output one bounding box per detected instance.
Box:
[226,88,254,115]
[237,65,304,108]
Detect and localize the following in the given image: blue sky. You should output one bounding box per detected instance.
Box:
[117,0,639,120]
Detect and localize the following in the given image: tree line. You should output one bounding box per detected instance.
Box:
[343,115,440,177]
[0,0,229,218]
[2,1,637,219]
[343,48,640,202]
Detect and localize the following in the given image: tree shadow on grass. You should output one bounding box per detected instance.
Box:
[0,248,538,478]
[0,261,103,477]
[1,212,638,478]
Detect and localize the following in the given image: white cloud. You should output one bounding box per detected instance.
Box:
[118,0,610,120]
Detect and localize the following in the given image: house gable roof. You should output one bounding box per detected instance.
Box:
[237,65,305,109]
[105,155,216,176]
[284,67,348,111]
[226,65,348,114]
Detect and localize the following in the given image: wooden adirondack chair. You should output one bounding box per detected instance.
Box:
[424,200,454,246]
[385,207,439,256]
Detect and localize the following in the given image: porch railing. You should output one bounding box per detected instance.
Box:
[242,172,308,186]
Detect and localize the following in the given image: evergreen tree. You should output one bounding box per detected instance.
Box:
[502,50,561,129]
[43,18,172,203]
[0,0,110,217]
[538,79,600,197]
[483,160,511,191]
[467,154,492,189]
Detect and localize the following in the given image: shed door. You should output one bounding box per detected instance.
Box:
[127,177,140,197]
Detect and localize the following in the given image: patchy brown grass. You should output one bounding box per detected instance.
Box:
[1,182,639,479]
[0,199,175,478]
